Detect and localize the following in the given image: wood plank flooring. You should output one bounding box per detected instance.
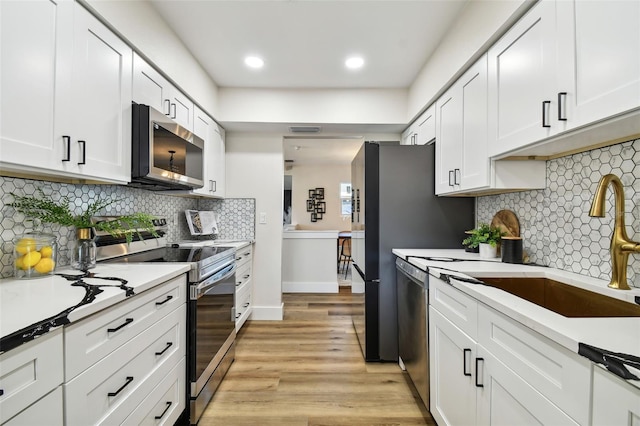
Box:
[200,287,435,426]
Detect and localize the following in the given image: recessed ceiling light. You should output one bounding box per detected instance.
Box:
[244,56,264,69]
[345,56,364,69]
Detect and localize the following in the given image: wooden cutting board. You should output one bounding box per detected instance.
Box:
[491,209,520,237]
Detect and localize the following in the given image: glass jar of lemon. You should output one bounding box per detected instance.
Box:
[13,232,58,279]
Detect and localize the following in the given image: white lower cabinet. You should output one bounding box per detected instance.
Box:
[234,244,254,330]
[4,386,63,426]
[591,366,640,426]
[0,328,63,425]
[430,276,590,426]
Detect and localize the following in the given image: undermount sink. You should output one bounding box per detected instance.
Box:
[479,277,640,318]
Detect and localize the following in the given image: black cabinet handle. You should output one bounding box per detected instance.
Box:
[475,358,484,388]
[0,389,4,396]
[454,168,461,185]
[243,302,250,308]
[77,140,86,165]
[243,252,251,256]
[463,349,471,376]
[171,103,176,119]
[62,135,71,162]
[244,275,250,279]
[108,376,133,397]
[542,101,551,128]
[107,318,133,333]
[164,99,171,115]
[154,401,172,420]
[155,295,173,306]
[235,313,241,319]
[448,170,454,187]
[558,92,567,121]
[155,342,173,356]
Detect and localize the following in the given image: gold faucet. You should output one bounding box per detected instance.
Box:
[588,174,640,290]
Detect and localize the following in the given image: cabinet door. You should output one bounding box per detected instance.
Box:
[435,86,462,194]
[0,0,72,171]
[460,55,489,191]
[488,0,557,157]
[429,308,477,426]
[4,386,63,426]
[192,106,212,196]
[401,127,415,145]
[209,124,226,198]
[592,366,640,426]
[476,346,580,426]
[556,0,640,131]
[416,105,436,145]
[70,4,132,183]
[133,53,172,115]
[167,88,194,131]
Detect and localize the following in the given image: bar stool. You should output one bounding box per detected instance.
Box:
[338,236,352,279]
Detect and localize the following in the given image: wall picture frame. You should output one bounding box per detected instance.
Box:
[308,189,316,199]
[306,199,314,212]
[311,212,318,222]
[316,201,326,214]
[315,187,325,199]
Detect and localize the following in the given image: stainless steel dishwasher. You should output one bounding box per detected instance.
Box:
[395,256,429,409]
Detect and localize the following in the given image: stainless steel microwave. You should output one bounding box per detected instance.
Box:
[130,103,204,190]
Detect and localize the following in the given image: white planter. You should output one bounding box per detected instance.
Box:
[479,243,498,259]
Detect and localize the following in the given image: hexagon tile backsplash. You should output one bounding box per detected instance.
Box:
[0,177,255,277]
[478,137,640,288]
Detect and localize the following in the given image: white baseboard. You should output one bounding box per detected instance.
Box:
[250,303,284,320]
[282,281,339,293]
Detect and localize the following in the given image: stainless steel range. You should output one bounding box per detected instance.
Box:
[96,218,236,425]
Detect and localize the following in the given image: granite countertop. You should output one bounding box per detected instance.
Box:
[0,263,190,354]
[392,248,640,389]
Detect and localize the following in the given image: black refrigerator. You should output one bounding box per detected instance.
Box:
[350,141,474,361]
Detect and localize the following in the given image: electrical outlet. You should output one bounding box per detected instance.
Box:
[173,213,179,225]
[259,212,267,224]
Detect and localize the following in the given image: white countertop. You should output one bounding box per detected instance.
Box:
[283,230,339,239]
[393,248,640,387]
[0,263,190,351]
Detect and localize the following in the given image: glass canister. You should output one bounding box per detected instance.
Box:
[71,227,97,271]
[13,232,58,279]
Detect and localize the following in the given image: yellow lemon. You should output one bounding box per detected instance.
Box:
[34,257,55,274]
[22,251,42,268]
[15,238,36,255]
[14,256,25,270]
[40,246,54,258]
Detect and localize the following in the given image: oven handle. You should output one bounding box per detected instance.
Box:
[194,263,236,298]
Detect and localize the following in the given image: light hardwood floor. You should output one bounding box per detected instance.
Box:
[200,286,435,426]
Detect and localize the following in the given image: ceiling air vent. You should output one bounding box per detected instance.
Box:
[289,126,321,133]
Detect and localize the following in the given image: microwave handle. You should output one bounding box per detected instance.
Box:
[164,99,170,116]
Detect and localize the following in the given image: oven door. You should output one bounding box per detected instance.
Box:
[189,262,236,397]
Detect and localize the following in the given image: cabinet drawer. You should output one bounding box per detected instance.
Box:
[235,245,252,269]
[4,386,63,426]
[0,328,63,424]
[65,274,186,379]
[235,284,252,330]
[235,262,252,289]
[123,357,185,426]
[429,275,478,340]
[478,304,591,425]
[65,304,186,426]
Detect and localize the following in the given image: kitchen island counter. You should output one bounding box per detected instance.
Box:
[392,248,640,389]
[0,263,189,353]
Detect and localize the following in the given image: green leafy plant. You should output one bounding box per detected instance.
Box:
[462,223,505,248]
[8,190,158,244]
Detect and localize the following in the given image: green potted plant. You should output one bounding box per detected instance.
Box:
[8,190,158,270]
[462,223,505,259]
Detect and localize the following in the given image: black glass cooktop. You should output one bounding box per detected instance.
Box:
[104,246,234,264]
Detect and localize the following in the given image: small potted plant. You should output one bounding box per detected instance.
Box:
[8,190,158,271]
[462,223,505,259]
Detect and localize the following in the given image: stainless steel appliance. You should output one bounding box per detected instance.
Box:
[396,257,429,408]
[96,223,236,425]
[350,142,474,361]
[130,103,204,191]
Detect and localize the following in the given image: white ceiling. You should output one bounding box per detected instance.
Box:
[148,0,469,164]
[148,0,468,89]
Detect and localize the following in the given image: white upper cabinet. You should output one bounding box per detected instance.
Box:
[0,0,131,184]
[191,106,225,198]
[435,83,463,194]
[132,54,194,132]
[416,105,436,145]
[489,0,640,158]
[401,125,417,145]
[487,0,557,157]
[556,0,640,130]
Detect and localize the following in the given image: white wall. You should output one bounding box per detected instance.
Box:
[287,164,352,231]
[225,134,284,320]
[218,88,407,126]
[82,0,220,118]
[407,0,534,121]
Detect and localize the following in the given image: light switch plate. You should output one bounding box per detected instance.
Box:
[259,212,267,224]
